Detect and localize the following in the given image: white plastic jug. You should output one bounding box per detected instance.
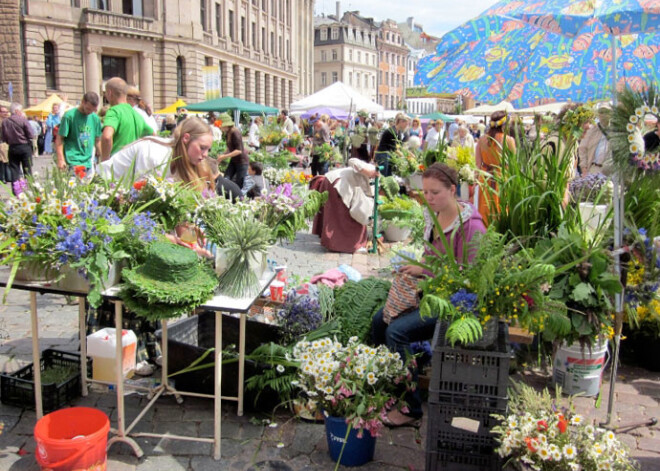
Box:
[87,328,137,383]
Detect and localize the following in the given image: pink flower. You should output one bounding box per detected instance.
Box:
[400,405,410,414]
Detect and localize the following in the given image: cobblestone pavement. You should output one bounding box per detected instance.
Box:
[0,155,659,470]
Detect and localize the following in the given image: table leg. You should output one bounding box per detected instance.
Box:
[106,300,143,458]
[78,297,87,397]
[238,313,246,416]
[30,292,43,419]
[213,311,223,460]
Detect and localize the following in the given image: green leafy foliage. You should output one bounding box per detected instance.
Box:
[332,277,391,343]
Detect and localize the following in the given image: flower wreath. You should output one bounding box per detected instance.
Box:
[610,85,660,176]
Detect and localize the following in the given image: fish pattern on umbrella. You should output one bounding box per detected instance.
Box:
[415,10,660,107]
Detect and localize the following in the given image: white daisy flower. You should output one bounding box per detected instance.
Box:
[563,443,577,459]
[630,115,639,124]
[537,447,551,461]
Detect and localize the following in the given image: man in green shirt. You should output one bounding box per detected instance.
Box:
[101,77,154,160]
[55,92,102,172]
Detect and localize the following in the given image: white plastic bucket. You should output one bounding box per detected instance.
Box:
[578,202,610,231]
[383,225,411,242]
[553,341,608,397]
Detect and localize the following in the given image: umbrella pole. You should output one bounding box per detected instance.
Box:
[603,35,623,428]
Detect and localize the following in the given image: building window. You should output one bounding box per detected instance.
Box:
[215,3,222,36]
[331,27,338,40]
[270,32,274,54]
[241,16,246,43]
[364,74,368,88]
[262,0,266,9]
[252,22,256,48]
[356,72,360,87]
[321,72,327,86]
[372,76,375,88]
[279,36,282,57]
[102,55,126,81]
[262,27,266,51]
[90,0,108,9]
[200,0,207,30]
[44,41,57,89]
[348,49,352,61]
[205,56,213,66]
[320,28,327,41]
[320,50,326,62]
[332,72,338,83]
[228,10,234,41]
[348,72,352,86]
[176,56,185,96]
[286,39,290,60]
[332,49,337,61]
[357,51,361,62]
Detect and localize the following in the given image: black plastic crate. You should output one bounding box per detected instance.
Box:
[1,349,91,412]
[426,449,501,471]
[155,311,280,396]
[432,320,509,353]
[427,402,505,441]
[429,321,510,407]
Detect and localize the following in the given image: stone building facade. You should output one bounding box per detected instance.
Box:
[313,10,379,103]
[0,0,314,110]
[377,19,408,110]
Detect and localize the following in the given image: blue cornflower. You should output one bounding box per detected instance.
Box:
[449,289,478,313]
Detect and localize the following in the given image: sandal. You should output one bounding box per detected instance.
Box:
[381,409,422,429]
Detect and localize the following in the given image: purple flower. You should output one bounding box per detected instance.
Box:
[12,179,28,196]
[450,289,478,314]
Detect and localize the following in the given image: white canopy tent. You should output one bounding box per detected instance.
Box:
[512,102,569,115]
[290,82,383,114]
[464,100,515,116]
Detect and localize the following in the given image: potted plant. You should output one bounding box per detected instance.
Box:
[283,132,303,153]
[292,336,411,468]
[389,144,421,180]
[259,121,286,151]
[378,195,423,242]
[492,382,638,471]
[568,173,613,231]
[313,142,343,167]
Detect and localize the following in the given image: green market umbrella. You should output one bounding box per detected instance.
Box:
[419,111,453,122]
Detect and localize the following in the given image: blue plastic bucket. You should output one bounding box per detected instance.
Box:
[325,416,376,467]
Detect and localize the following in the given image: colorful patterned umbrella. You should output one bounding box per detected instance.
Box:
[415,3,660,107]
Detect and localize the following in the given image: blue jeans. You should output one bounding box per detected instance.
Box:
[371,307,437,417]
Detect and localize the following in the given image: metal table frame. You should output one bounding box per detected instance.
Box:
[101,272,275,460]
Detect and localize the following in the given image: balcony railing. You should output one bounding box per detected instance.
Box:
[81,9,156,34]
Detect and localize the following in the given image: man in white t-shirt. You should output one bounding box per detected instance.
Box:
[280,109,294,135]
[127,86,158,135]
[424,120,444,150]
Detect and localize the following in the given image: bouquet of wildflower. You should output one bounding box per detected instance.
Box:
[624,228,660,337]
[292,337,411,437]
[128,175,199,231]
[389,145,421,178]
[418,226,559,345]
[260,122,287,147]
[277,292,323,345]
[263,167,290,186]
[492,382,638,471]
[282,170,313,186]
[284,132,303,148]
[313,142,343,165]
[569,173,613,204]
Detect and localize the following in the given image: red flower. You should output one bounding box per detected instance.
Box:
[214,120,223,128]
[35,197,41,203]
[65,214,73,220]
[523,294,534,308]
[418,164,426,171]
[61,204,70,215]
[525,437,538,453]
[557,415,568,434]
[133,180,146,190]
[537,419,548,431]
[73,165,87,179]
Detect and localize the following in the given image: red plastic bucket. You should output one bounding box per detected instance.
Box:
[34,407,110,471]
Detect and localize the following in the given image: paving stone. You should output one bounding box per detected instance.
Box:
[136,454,190,471]
[107,455,139,471]
[190,455,234,471]
[152,436,212,456]
[618,391,659,407]
[152,420,198,437]
[637,436,660,453]
[290,423,325,455]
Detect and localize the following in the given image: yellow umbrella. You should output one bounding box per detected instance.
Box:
[154,99,187,115]
[24,94,64,120]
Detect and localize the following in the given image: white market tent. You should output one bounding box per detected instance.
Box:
[290,82,383,114]
[513,102,569,115]
[464,100,515,116]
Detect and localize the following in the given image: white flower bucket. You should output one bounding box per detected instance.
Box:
[215,249,267,278]
[383,225,411,242]
[578,202,610,231]
[552,340,609,397]
[407,173,423,191]
[55,262,121,293]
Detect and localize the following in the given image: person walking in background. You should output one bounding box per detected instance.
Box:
[126,86,158,136]
[280,109,294,135]
[475,111,516,225]
[0,103,35,192]
[0,104,10,182]
[101,77,154,160]
[375,113,409,177]
[452,125,475,149]
[424,120,442,151]
[310,114,331,176]
[408,117,424,149]
[248,116,262,150]
[578,104,613,175]
[44,102,60,155]
[55,92,102,175]
[216,112,249,188]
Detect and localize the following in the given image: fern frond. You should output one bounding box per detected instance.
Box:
[446,316,483,346]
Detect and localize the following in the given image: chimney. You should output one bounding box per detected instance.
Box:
[336,1,341,21]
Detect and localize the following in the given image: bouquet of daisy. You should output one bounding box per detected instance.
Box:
[492,383,638,471]
[292,337,412,437]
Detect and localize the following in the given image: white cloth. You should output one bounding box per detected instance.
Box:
[282,117,294,135]
[248,122,260,147]
[425,127,440,150]
[448,122,459,142]
[325,158,375,226]
[98,137,173,181]
[133,105,158,134]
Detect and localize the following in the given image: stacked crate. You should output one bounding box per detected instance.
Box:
[425,322,510,471]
